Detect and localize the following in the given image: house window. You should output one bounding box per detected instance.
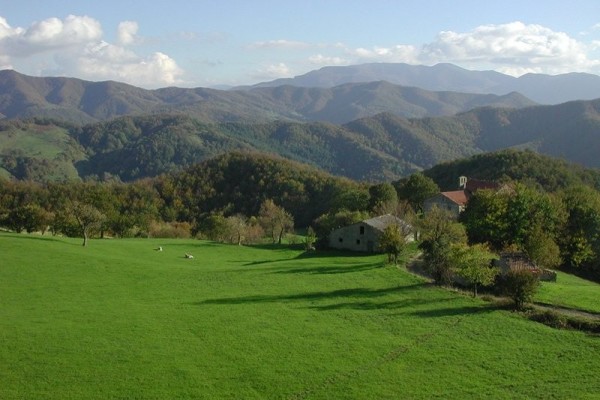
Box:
[356,239,361,245]
[359,226,365,235]
[339,237,343,243]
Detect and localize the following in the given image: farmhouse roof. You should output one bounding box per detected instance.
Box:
[363,214,411,231]
[440,190,469,206]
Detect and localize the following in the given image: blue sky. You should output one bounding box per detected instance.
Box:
[1,0,600,88]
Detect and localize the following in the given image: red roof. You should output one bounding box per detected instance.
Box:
[441,190,469,206]
[465,179,500,192]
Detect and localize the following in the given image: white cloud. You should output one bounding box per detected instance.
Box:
[56,42,183,87]
[420,21,599,74]
[265,62,292,77]
[0,15,183,88]
[250,62,294,81]
[117,21,138,46]
[308,54,348,65]
[7,15,103,56]
[249,39,310,50]
[348,45,419,63]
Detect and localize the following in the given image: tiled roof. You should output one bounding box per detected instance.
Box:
[440,190,469,206]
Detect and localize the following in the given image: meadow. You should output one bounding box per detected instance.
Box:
[1,232,599,399]
[535,271,600,314]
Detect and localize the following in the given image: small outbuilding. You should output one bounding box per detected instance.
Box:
[328,214,412,253]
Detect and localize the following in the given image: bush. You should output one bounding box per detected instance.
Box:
[496,268,540,310]
[148,221,192,238]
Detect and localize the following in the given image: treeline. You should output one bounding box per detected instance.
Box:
[0,152,400,244]
[459,183,600,279]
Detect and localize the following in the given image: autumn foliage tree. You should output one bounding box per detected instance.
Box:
[258,199,294,244]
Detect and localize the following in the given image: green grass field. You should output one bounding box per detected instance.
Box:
[1,232,599,399]
[535,271,600,314]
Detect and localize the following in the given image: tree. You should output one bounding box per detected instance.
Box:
[450,243,499,296]
[558,185,600,275]
[524,224,562,270]
[69,201,106,246]
[378,224,406,265]
[368,183,398,213]
[258,199,294,244]
[499,268,540,310]
[419,206,467,285]
[460,189,509,250]
[304,226,317,251]
[395,173,440,213]
[226,214,248,245]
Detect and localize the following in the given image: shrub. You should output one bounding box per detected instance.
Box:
[148,221,192,238]
[497,268,540,310]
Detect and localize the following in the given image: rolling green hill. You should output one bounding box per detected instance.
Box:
[1,233,599,399]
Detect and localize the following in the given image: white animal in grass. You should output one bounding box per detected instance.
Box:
[185,253,194,259]
[155,246,163,251]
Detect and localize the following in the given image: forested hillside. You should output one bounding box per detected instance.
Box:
[1,97,600,183]
[421,149,600,192]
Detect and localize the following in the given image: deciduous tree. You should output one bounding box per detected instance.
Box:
[258,199,294,244]
[419,206,467,285]
[378,224,407,265]
[450,243,499,296]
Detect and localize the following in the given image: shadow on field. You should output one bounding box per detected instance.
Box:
[270,262,383,275]
[194,283,439,311]
[242,249,380,269]
[410,304,499,318]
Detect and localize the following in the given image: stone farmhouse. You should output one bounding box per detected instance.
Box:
[495,252,557,281]
[328,214,412,253]
[424,176,503,217]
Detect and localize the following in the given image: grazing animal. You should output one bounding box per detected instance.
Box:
[155,246,163,252]
[185,253,194,259]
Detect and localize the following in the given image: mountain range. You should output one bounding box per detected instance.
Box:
[0,69,535,125]
[1,64,600,184]
[249,63,600,104]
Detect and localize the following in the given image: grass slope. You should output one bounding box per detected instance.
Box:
[535,271,600,314]
[1,233,599,399]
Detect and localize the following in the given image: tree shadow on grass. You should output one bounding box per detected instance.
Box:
[409,303,500,318]
[193,283,433,310]
[268,262,383,275]
[242,249,381,268]
[310,297,458,311]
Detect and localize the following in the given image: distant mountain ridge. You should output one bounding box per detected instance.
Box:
[0,69,535,124]
[249,63,600,104]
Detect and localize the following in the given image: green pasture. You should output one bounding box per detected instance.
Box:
[535,271,600,314]
[1,232,599,399]
[0,126,73,159]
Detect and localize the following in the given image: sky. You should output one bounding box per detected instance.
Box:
[1,0,600,89]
